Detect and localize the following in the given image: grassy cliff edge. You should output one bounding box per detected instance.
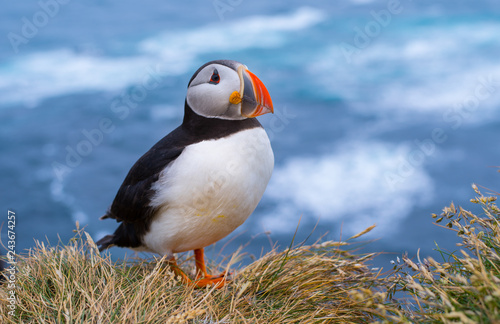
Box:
[1,184,499,323]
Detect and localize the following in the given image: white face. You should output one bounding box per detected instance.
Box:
[186,63,246,120]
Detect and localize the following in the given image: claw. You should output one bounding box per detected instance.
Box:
[166,248,229,289]
[193,276,227,289]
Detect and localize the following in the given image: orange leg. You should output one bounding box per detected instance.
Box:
[167,256,191,284]
[166,250,227,289]
[193,248,227,288]
[194,248,212,279]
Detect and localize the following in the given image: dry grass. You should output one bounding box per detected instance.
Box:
[384,184,500,323]
[2,182,499,323]
[0,225,394,323]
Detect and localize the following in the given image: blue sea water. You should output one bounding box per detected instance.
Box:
[1,0,500,268]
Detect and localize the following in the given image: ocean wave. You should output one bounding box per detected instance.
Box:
[262,141,434,236]
[349,0,375,4]
[0,7,325,107]
[0,49,151,107]
[50,176,89,224]
[140,6,325,56]
[309,20,500,119]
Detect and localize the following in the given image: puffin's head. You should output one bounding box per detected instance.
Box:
[186,60,273,120]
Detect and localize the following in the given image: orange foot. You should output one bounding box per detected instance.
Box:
[193,276,227,288]
[167,247,230,289]
[193,271,232,288]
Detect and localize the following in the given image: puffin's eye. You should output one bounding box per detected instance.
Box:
[209,69,220,84]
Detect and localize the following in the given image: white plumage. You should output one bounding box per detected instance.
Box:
[97,59,274,288]
[144,127,274,257]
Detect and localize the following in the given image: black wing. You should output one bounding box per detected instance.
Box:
[97,101,263,251]
[106,139,184,224]
[97,127,186,250]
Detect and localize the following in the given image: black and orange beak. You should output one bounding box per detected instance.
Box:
[237,65,274,118]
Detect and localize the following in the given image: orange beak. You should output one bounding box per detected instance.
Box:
[237,66,274,118]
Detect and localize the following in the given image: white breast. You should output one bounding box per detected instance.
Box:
[143,127,274,256]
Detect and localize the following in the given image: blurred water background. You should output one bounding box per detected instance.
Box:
[1,0,499,267]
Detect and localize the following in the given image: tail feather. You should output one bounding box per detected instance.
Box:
[96,221,143,251]
[100,210,115,220]
[96,234,116,252]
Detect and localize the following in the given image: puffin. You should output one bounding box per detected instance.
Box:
[96,60,274,288]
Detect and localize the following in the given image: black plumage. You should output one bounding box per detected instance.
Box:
[96,100,262,251]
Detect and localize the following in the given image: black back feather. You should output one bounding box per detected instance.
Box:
[97,100,262,250]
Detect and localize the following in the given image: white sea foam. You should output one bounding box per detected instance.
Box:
[137,6,326,80]
[261,141,434,236]
[0,7,325,106]
[49,172,89,224]
[349,0,375,4]
[139,7,325,58]
[310,21,500,120]
[150,104,183,121]
[0,49,151,106]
